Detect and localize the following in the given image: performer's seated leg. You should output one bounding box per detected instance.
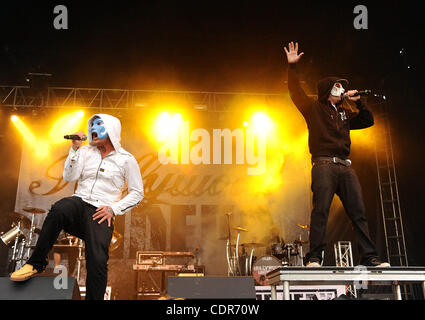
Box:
[83,202,113,300]
[10,196,85,281]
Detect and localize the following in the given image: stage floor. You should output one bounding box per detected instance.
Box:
[266,266,425,300]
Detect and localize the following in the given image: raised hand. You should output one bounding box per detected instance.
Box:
[284,42,304,64]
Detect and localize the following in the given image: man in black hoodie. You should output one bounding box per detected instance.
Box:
[284,42,389,267]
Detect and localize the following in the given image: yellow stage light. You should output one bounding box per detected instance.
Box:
[11,115,50,160]
[49,110,85,144]
[251,112,273,134]
[155,112,183,142]
[11,115,35,145]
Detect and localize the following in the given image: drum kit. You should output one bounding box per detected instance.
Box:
[221,216,310,285]
[0,207,123,279]
[0,207,46,272]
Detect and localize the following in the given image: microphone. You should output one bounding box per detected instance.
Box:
[353,90,371,97]
[64,134,87,141]
[343,90,371,98]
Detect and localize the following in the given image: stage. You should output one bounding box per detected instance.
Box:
[266,266,425,300]
[1,1,425,305]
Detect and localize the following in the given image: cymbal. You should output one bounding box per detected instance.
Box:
[233,226,248,232]
[110,230,123,252]
[240,242,265,248]
[9,212,31,229]
[22,207,46,214]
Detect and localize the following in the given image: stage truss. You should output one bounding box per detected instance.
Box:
[0,85,290,112]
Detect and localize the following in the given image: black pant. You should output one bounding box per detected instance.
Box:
[305,161,378,264]
[27,196,113,300]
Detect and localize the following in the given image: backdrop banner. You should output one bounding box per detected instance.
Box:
[14,113,311,276]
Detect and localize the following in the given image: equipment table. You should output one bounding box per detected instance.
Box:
[266,266,425,300]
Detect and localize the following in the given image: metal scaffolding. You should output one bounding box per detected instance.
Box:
[1,85,288,112]
[372,101,408,267]
[334,241,357,297]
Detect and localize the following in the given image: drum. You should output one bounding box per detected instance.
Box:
[270,242,285,260]
[56,232,79,245]
[0,226,22,246]
[252,255,282,286]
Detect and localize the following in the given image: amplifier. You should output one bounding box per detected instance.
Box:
[136,251,194,266]
[137,251,164,265]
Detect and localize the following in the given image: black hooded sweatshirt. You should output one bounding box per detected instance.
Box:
[288,63,374,160]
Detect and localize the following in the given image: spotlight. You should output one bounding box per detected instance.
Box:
[155,112,183,142]
[48,110,86,144]
[11,114,50,159]
[251,112,273,134]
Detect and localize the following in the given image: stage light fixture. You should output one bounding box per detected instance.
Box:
[251,112,273,134]
[11,115,50,159]
[155,112,183,142]
[49,110,86,144]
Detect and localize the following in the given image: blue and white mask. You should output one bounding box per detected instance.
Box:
[91,117,108,140]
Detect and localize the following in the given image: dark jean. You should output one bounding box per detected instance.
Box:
[27,196,113,300]
[304,161,379,264]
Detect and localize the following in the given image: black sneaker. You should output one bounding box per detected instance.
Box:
[363,257,391,267]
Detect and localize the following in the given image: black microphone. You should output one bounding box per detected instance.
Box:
[344,90,371,98]
[353,90,371,97]
[64,134,87,141]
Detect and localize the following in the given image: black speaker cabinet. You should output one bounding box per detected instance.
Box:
[167,276,256,299]
[0,276,81,300]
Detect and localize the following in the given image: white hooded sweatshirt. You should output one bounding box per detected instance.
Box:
[63,114,144,215]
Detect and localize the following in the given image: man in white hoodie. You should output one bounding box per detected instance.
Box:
[10,114,144,300]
